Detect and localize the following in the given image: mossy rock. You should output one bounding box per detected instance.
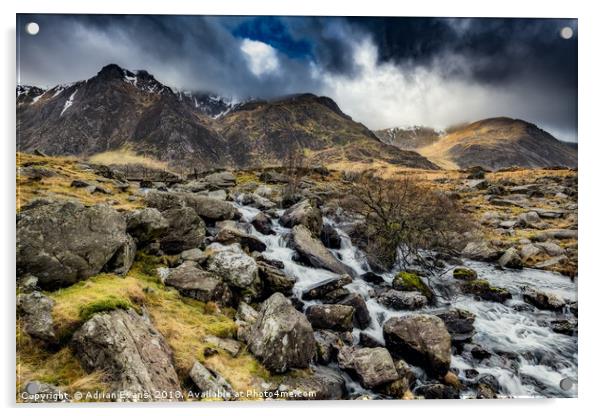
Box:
[461,279,511,303]
[453,267,478,281]
[392,272,434,302]
[78,296,134,321]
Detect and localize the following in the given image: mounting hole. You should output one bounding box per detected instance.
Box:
[25,22,39,36]
[560,26,573,40]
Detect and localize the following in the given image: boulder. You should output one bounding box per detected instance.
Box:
[126,208,168,244]
[435,309,476,346]
[520,244,542,261]
[206,244,260,298]
[337,347,399,389]
[289,225,355,276]
[377,290,427,310]
[532,229,578,242]
[476,374,500,399]
[251,212,274,235]
[414,383,459,399]
[234,302,259,343]
[517,211,542,228]
[550,319,577,336]
[145,191,238,222]
[180,248,207,263]
[259,170,289,184]
[214,226,266,253]
[17,201,133,289]
[189,361,235,400]
[536,242,566,256]
[305,304,355,332]
[165,263,232,304]
[159,207,206,254]
[72,309,181,401]
[279,200,323,237]
[360,272,385,285]
[247,293,316,373]
[392,272,434,302]
[383,314,452,376]
[277,366,346,400]
[498,247,523,269]
[105,234,136,275]
[17,291,57,345]
[257,261,295,298]
[461,279,512,303]
[320,223,342,249]
[301,275,352,301]
[204,335,243,357]
[452,267,478,281]
[314,330,344,364]
[522,287,566,311]
[461,241,501,262]
[328,293,371,329]
[379,359,416,398]
[203,171,236,189]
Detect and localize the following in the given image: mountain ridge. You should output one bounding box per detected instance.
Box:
[17,63,438,171]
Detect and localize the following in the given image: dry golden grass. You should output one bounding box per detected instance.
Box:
[16,152,142,211]
[18,257,271,401]
[88,149,169,171]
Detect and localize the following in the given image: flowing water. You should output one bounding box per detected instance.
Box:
[234,203,578,398]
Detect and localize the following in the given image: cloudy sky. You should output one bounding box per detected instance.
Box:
[17,14,578,141]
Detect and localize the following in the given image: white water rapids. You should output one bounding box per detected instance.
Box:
[234,203,578,399]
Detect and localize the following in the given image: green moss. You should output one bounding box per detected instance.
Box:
[393,272,433,301]
[78,296,134,321]
[452,267,477,281]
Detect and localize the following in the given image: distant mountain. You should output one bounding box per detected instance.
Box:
[16,64,438,171]
[415,117,577,170]
[374,126,443,150]
[216,94,438,169]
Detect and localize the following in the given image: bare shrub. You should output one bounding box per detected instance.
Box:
[343,173,473,272]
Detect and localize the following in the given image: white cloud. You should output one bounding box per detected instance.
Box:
[316,37,574,140]
[240,39,280,77]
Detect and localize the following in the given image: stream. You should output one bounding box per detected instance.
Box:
[234,203,578,399]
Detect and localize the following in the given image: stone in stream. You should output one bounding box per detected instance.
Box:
[337,346,399,389]
[320,223,342,249]
[414,383,460,399]
[189,361,235,400]
[305,304,355,332]
[460,279,512,303]
[277,366,346,400]
[452,267,478,281]
[279,199,323,237]
[247,293,316,373]
[360,272,385,285]
[461,241,501,262]
[301,275,352,301]
[383,314,452,377]
[435,308,476,346]
[17,200,134,289]
[314,330,345,364]
[379,359,417,398]
[251,212,275,235]
[522,287,566,311]
[214,225,267,253]
[164,263,232,305]
[392,272,434,302]
[326,293,371,329]
[498,247,523,269]
[17,291,57,345]
[257,260,295,298]
[376,289,427,311]
[289,225,356,276]
[72,309,182,401]
[475,374,500,399]
[550,319,577,336]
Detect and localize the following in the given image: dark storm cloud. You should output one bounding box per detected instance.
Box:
[16,14,577,140]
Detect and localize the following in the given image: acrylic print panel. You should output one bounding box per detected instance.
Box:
[16,14,578,402]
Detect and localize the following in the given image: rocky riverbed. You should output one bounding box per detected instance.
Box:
[16,153,578,401]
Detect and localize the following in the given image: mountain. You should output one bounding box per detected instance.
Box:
[374,126,443,150]
[415,117,577,170]
[17,64,437,171]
